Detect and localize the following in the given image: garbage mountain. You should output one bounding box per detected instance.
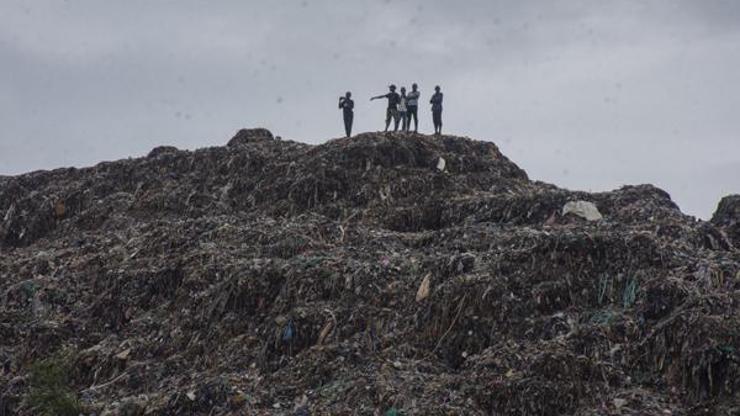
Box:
[1,129,739,415]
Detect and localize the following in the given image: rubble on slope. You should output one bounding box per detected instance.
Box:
[1,129,738,415]
[712,194,740,248]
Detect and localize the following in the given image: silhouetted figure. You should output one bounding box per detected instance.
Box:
[338,91,354,137]
[406,83,420,133]
[399,87,408,132]
[430,85,443,135]
[370,85,401,132]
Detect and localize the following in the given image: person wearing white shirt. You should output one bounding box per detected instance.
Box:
[406,83,420,133]
[398,87,409,132]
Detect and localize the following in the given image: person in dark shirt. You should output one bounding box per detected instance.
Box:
[430,85,443,135]
[338,91,354,137]
[406,83,420,133]
[370,84,401,132]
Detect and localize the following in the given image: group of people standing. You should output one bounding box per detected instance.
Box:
[338,84,443,137]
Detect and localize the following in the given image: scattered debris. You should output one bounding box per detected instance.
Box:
[436,157,446,171]
[416,273,431,302]
[712,194,740,248]
[0,130,738,415]
[114,349,131,361]
[562,200,603,221]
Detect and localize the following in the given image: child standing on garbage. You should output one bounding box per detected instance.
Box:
[370,85,401,132]
[338,91,354,137]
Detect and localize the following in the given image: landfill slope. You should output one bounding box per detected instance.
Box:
[1,128,739,415]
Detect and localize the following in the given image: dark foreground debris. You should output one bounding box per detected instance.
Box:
[1,129,739,415]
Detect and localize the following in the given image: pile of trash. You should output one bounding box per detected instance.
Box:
[712,195,740,248]
[1,128,738,415]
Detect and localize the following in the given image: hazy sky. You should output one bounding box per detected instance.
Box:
[1,0,738,218]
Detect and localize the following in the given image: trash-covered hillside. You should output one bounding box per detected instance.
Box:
[1,128,739,415]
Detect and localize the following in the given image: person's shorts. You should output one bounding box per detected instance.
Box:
[386,108,400,122]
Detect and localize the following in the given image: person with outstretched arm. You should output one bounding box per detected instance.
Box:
[430,85,443,135]
[406,83,420,133]
[338,91,354,137]
[370,84,401,132]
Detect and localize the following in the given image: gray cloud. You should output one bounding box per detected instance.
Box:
[1,0,738,218]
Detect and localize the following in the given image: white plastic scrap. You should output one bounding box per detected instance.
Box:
[436,157,446,171]
[562,200,603,221]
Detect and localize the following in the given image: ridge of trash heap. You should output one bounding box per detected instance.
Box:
[1,128,739,415]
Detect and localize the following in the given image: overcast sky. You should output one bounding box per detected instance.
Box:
[1,0,738,218]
